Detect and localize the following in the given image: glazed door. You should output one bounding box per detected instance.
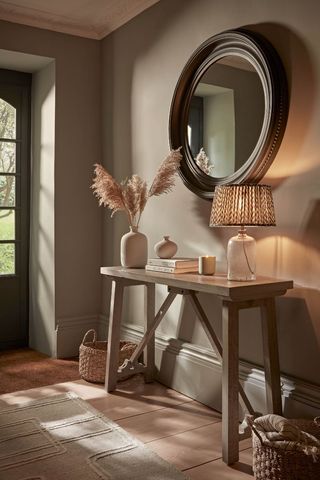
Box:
[0,69,31,349]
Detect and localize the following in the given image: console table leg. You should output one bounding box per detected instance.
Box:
[261,298,282,415]
[144,283,155,382]
[105,280,124,392]
[188,292,254,416]
[222,301,239,465]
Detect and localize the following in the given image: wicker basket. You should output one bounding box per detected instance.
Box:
[252,418,320,480]
[79,329,137,384]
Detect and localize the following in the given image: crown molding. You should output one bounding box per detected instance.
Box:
[0,2,99,39]
[0,0,159,40]
[94,0,160,39]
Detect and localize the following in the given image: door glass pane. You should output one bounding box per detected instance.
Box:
[0,175,15,206]
[0,243,15,275]
[0,141,16,172]
[0,209,15,240]
[0,98,16,139]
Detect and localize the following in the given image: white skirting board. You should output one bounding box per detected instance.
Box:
[121,322,320,419]
[55,315,106,358]
[55,315,320,419]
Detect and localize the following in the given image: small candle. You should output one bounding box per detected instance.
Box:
[198,256,216,275]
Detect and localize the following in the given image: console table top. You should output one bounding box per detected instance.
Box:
[100,266,293,301]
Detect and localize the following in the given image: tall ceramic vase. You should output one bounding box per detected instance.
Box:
[120,226,148,268]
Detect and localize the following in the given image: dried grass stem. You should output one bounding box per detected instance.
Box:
[91,148,182,228]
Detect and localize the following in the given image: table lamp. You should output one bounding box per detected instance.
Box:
[209,184,276,281]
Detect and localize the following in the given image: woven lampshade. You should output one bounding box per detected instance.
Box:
[210,184,276,227]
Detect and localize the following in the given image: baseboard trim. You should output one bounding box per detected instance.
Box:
[55,314,103,358]
[55,315,320,417]
[121,322,320,418]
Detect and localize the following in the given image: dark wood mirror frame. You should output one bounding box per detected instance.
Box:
[169,28,289,200]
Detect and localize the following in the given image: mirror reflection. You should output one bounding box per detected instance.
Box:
[187,55,265,178]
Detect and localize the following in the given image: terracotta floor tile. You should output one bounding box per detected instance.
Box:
[87,377,194,420]
[117,400,221,442]
[185,448,254,479]
[147,422,223,470]
[89,392,183,420]
[116,375,193,405]
[147,423,251,471]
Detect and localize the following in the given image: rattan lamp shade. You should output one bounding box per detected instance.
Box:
[209,184,276,227]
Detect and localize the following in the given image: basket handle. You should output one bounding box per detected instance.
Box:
[81,329,97,345]
[250,424,265,445]
[245,415,265,446]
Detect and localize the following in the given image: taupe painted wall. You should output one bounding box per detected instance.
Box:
[0,20,102,355]
[30,61,56,355]
[101,0,320,387]
[0,0,318,396]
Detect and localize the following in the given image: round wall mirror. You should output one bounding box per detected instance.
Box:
[169,29,288,200]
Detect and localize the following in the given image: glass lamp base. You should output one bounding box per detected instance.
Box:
[227,231,256,281]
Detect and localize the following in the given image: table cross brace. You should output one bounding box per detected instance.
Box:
[119,286,254,416]
[117,290,177,377]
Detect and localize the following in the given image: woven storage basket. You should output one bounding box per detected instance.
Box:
[79,329,137,384]
[252,418,320,480]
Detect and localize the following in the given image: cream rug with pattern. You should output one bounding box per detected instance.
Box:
[0,392,188,479]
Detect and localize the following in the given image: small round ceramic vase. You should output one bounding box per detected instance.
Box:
[120,226,148,268]
[154,236,178,258]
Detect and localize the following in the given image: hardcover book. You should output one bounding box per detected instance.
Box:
[145,264,198,274]
[147,257,198,268]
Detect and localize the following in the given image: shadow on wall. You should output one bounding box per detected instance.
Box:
[158,338,183,390]
[158,295,199,389]
[302,198,320,251]
[279,288,320,417]
[279,287,320,359]
[102,0,192,266]
[185,23,320,387]
[158,289,226,414]
[249,22,316,188]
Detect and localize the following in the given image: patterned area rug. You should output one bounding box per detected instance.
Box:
[0,393,188,479]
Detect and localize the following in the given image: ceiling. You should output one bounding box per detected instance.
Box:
[0,0,160,39]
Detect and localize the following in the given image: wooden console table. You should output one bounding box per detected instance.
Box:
[100,266,293,464]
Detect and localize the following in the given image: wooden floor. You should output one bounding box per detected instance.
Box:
[0,375,253,479]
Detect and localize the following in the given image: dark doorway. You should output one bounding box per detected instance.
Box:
[0,68,31,349]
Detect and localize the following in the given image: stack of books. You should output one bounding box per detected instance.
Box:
[145,257,198,274]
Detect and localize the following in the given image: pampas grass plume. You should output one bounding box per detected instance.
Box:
[91,148,182,227]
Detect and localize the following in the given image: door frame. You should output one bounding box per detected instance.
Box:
[0,68,31,349]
